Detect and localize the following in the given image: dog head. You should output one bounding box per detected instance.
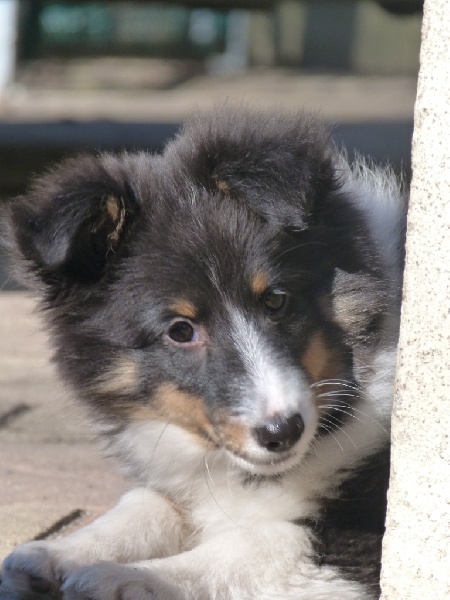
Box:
[3,107,387,476]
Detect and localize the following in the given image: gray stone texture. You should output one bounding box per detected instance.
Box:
[380,0,450,597]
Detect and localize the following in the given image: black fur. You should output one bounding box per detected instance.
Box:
[2,106,403,598]
[4,108,387,414]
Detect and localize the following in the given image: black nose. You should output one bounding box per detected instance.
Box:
[253,413,304,453]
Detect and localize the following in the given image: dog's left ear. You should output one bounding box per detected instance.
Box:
[4,154,140,287]
[170,108,338,230]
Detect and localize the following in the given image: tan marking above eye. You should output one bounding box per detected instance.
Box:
[216,179,231,194]
[169,300,197,320]
[106,196,120,221]
[95,353,140,395]
[251,271,270,296]
[104,196,127,243]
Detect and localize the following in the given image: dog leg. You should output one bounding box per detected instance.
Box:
[2,487,184,597]
[60,522,374,600]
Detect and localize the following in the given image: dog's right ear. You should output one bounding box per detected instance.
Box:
[4,155,140,288]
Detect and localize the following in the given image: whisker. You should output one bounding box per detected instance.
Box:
[318,405,364,424]
[312,379,360,390]
[273,240,326,263]
[319,415,358,448]
[317,422,345,452]
[317,391,359,399]
[281,270,331,286]
[203,455,240,527]
[0,276,13,292]
[145,421,170,483]
[319,400,388,434]
[320,399,365,414]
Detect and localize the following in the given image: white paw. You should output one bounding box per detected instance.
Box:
[2,540,83,597]
[62,562,181,600]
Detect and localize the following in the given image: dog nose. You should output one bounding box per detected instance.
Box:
[253,413,304,453]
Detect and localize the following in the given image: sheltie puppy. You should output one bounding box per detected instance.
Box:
[1,106,405,599]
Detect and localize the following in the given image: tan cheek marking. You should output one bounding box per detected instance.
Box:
[125,404,158,421]
[129,383,218,449]
[301,333,347,407]
[216,418,249,455]
[96,354,140,395]
[301,333,330,383]
[251,271,270,296]
[301,331,345,384]
[169,300,197,320]
[127,386,250,453]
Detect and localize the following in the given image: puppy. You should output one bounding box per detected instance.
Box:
[1,107,405,599]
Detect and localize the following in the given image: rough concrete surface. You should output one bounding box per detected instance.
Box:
[380,0,450,598]
[0,293,126,594]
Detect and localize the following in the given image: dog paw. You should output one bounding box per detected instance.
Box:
[62,562,180,600]
[2,540,81,597]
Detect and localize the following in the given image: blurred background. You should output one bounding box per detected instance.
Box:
[0,0,422,286]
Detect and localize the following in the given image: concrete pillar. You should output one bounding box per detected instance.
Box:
[380,0,450,598]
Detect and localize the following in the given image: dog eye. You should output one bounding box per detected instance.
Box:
[167,319,198,344]
[263,290,287,314]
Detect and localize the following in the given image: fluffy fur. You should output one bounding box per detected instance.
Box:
[1,107,406,599]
